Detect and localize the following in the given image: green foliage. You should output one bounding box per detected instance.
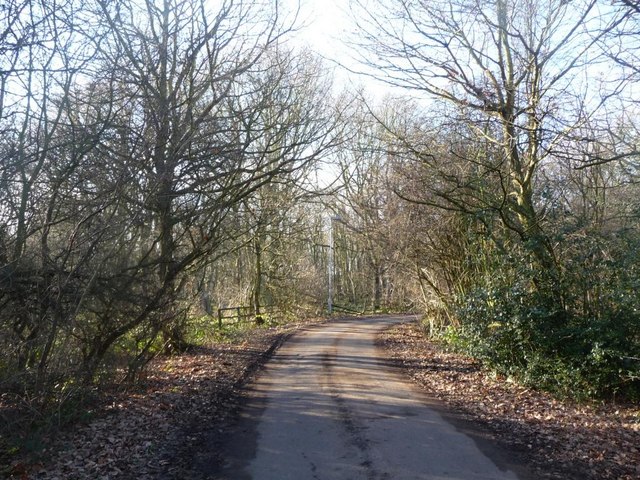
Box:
[445,250,640,401]
[184,314,280,346]
[185,315,221,345]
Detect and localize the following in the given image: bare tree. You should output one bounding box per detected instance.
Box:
[0,0,110,394]
[351,0,630,287]
[0,0,342,402]
[222,46,343,317]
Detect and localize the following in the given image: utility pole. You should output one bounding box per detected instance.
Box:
[328,215,341,314]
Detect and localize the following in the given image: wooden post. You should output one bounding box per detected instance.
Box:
[217,309,222,328]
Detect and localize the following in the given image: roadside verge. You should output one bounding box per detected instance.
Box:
[378,321,640,480]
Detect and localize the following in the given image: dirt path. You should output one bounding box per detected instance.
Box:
[208,315,534,479]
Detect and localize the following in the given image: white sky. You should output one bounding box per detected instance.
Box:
[285,0,350,58]
[283,0,392,98]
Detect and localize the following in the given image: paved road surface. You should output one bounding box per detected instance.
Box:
[212,315,532,479]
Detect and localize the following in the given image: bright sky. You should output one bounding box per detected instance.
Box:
[281,0,402,189]
[286,0,350,57]
[284,0,391,97]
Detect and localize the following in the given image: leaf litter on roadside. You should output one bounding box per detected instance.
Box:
[4,319,321,480]
[379,322,640,480]
[7,317,638,480]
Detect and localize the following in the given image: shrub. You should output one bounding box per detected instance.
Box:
[446,254,640,400]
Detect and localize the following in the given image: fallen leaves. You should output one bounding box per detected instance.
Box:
[379,322,640,480]
[3,318,323,480]
[7,317,638,479]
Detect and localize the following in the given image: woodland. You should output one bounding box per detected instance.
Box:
[1,0,640,458]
